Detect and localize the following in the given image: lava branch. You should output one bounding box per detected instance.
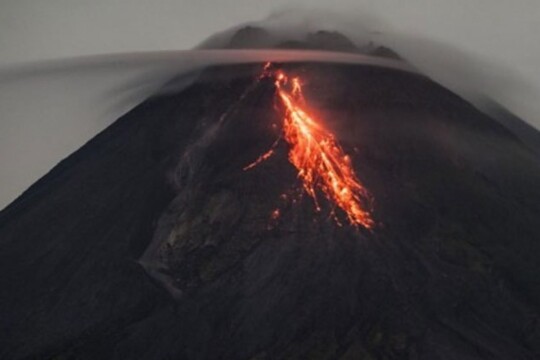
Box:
[245,63,374,230]
[243,137,281,171]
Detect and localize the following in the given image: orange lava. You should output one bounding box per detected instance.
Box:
[247,64,374,229]
[243,148,275,171]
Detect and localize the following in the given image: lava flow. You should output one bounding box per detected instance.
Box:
[246,64,374,229]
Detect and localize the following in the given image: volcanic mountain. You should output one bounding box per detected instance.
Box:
[1,30,540,359]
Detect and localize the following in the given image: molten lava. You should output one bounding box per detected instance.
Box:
[247,64,374,229]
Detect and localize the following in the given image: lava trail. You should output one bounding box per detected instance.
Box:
[246,64,374,229]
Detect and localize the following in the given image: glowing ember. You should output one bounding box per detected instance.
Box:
[246,64,374,229]
[271,209,281,220]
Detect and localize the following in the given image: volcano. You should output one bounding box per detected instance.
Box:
[1,29,540,360]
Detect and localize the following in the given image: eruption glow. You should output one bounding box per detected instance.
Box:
[246,63,374,229]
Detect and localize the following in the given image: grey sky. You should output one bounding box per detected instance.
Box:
[0,0,539,210]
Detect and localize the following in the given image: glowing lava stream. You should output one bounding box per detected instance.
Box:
[246,64,374,229]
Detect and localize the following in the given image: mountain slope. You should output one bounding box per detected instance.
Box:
[1,60,539,359]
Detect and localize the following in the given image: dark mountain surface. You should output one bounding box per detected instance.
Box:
[477,98,540,156]
[1,37,540,359]
[278,31,357,52]
[220,26,402,60]
[226,26,274,49]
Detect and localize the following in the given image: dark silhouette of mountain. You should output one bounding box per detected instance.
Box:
[362,41,403,60]
[277,30,357,53]
[477,98,540,156]
[1,31,540,359]
[226,26,274,49]
[223,26,404,60]
[303,30,358,51]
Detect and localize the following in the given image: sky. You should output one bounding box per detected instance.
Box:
[0,0,539,209]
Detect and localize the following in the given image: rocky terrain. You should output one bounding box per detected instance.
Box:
[0,30,539,359]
